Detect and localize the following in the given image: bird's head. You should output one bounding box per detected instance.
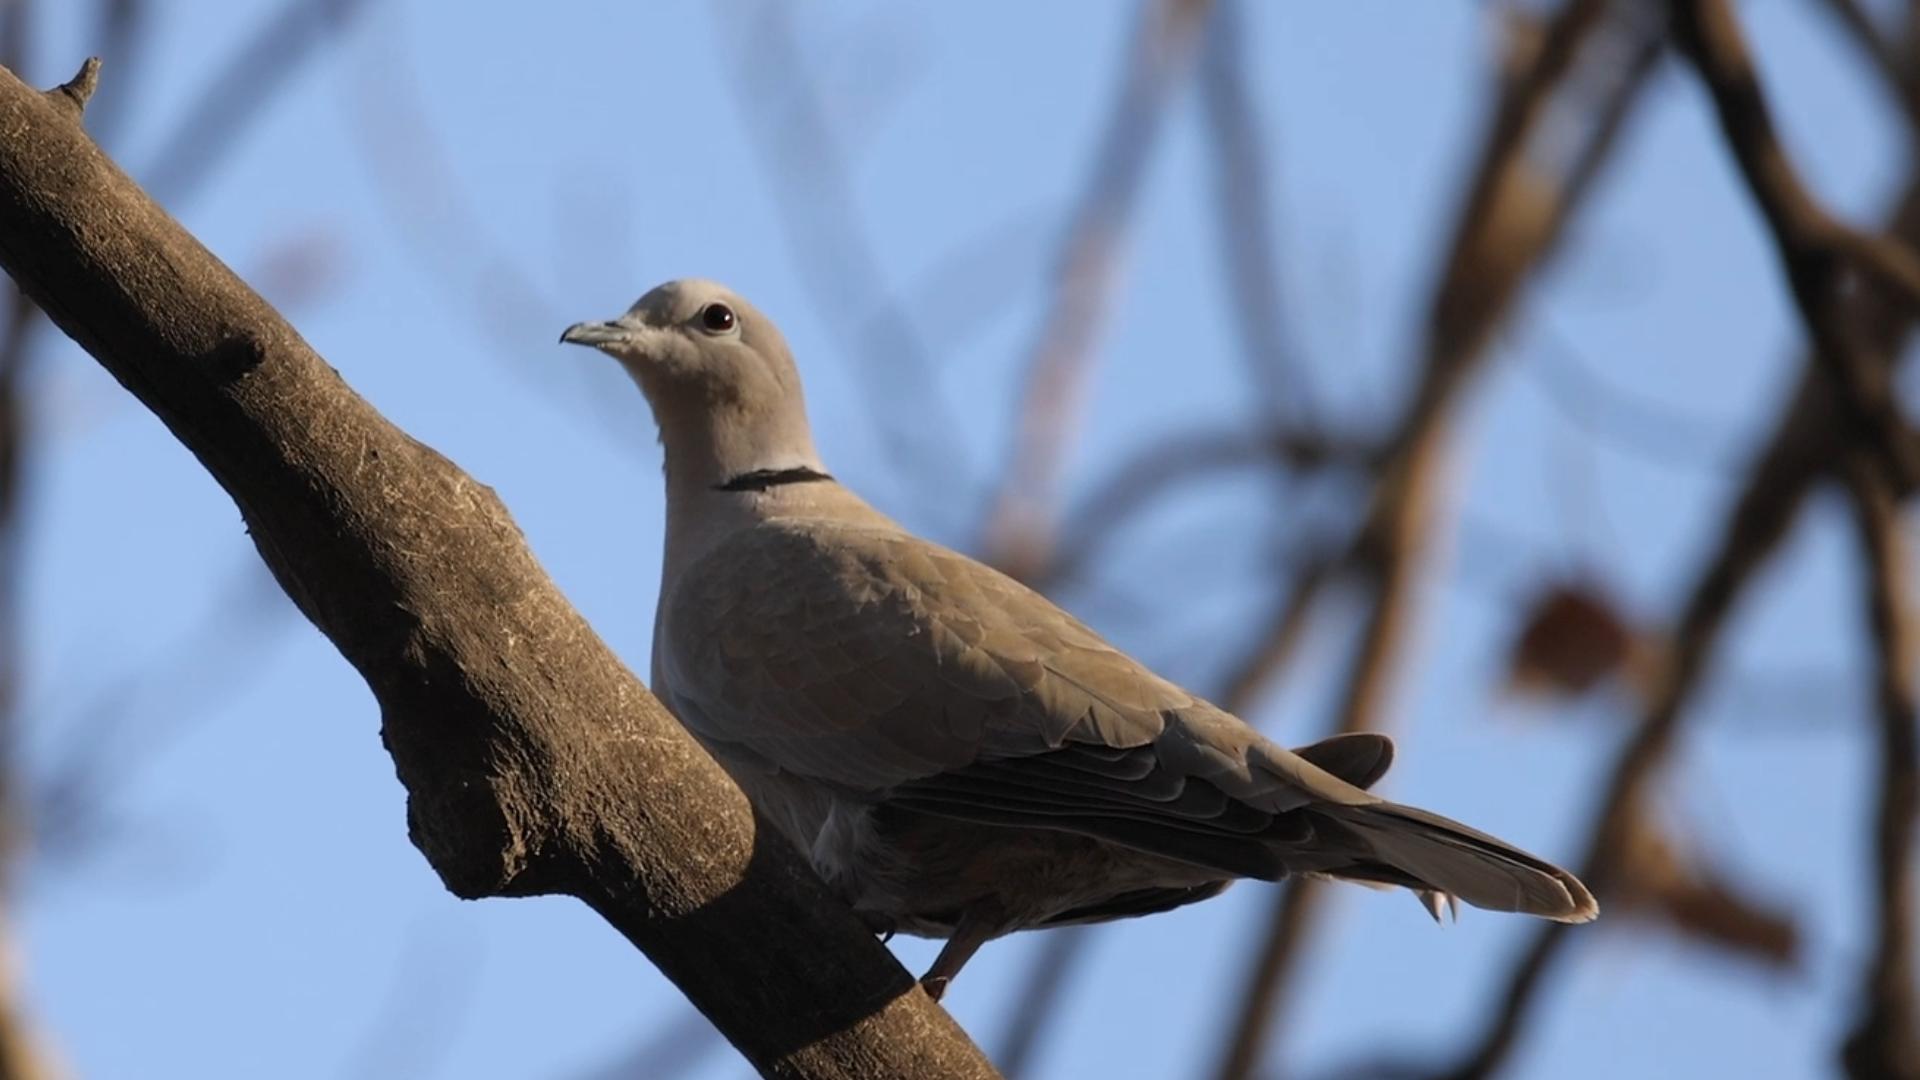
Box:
[560,279,823,490]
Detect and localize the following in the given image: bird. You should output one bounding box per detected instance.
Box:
[561,279,1597,1001]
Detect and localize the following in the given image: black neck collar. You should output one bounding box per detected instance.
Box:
[713,466,836,493]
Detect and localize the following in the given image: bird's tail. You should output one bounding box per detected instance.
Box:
[1310,801,1598,923]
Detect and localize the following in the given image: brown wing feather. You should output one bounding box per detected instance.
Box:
[661,519,1596,921]
[661,521,1372,837]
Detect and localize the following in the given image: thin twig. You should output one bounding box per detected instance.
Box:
[978,0,1215,580]
[954,0,1219,1051]
[1217,553,1343,715]
[718,0,976,529]
[29,560,294,865]
[1200,0,1314,425]
[142,0,371,203]
[1522,316,1748,474]
[992,927,1095,1078]
[569,1011,726,1080]
[1041,427,1366,591]
[1837,453,1920,1079]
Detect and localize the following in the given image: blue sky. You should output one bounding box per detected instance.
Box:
[11,2,1909,1078]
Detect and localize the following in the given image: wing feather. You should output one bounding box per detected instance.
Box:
[659,521,1371,846]
[658,517,1597,922]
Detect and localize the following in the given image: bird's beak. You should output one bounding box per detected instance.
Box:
[559,319,635,348]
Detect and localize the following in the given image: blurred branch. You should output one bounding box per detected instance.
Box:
[0,28,76,1080]
[979,0,1214,579]
[1523,316,1748,474]
[1667,16,1920,1059]
[28,560,294,866]
[992,927,1094,1078]
[0,59,1000,1080]
[141,0,370,204]
[1672,0,1920,492]
[341,23,650,454]
[953,0,1217,1055]
[1200,0,1314,425]
[1420,369,1822,1080]
[1217,550,1342,714]
[1813,0,1920,132]
[1422,143,1920,1080]
[0,929,51,1080]
[1042,427,1368,590]
[0,5,365,1077]
[1837,455,1920,1079]
[1609,806,1799,971]
[567,1008,727,1080]
[719,0,974,526]
[336,914,481,1080]
[0,0,359,452]
[0,1,27,78]
[1211,3,1661,1074]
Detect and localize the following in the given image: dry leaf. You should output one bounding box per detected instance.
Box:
[1506,581,1634,696]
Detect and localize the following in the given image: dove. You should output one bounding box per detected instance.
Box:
[561,279,1597,1000]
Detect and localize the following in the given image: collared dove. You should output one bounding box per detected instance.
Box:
[561,279,1597,1000]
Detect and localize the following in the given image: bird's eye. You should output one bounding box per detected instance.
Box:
[699,303,737,334]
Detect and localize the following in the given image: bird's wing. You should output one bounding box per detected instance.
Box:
[659,518,1382,875]
[662,517,1597,922]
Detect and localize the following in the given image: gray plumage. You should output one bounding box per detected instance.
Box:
[561,279,1597,999]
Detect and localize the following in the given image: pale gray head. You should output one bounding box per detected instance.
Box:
[560,279,824,491]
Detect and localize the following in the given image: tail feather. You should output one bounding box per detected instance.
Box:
[1326,802,1598,923]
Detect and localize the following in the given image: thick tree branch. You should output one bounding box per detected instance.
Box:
[0,60,999,1080]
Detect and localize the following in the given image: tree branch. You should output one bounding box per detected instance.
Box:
[1813,0,1920,131]
[0,59,999,1080]
[1209,2,1658,1073]
[978,0,1214,580]
[43,55,97,117]
[1422,156,1920,1080]
[1838,453,1920,1079]
[1671,0,1920,491]
[141,0,371,205]
[1200,0,1313,425]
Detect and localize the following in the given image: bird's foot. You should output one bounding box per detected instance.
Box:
[916,902,1002,1005]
